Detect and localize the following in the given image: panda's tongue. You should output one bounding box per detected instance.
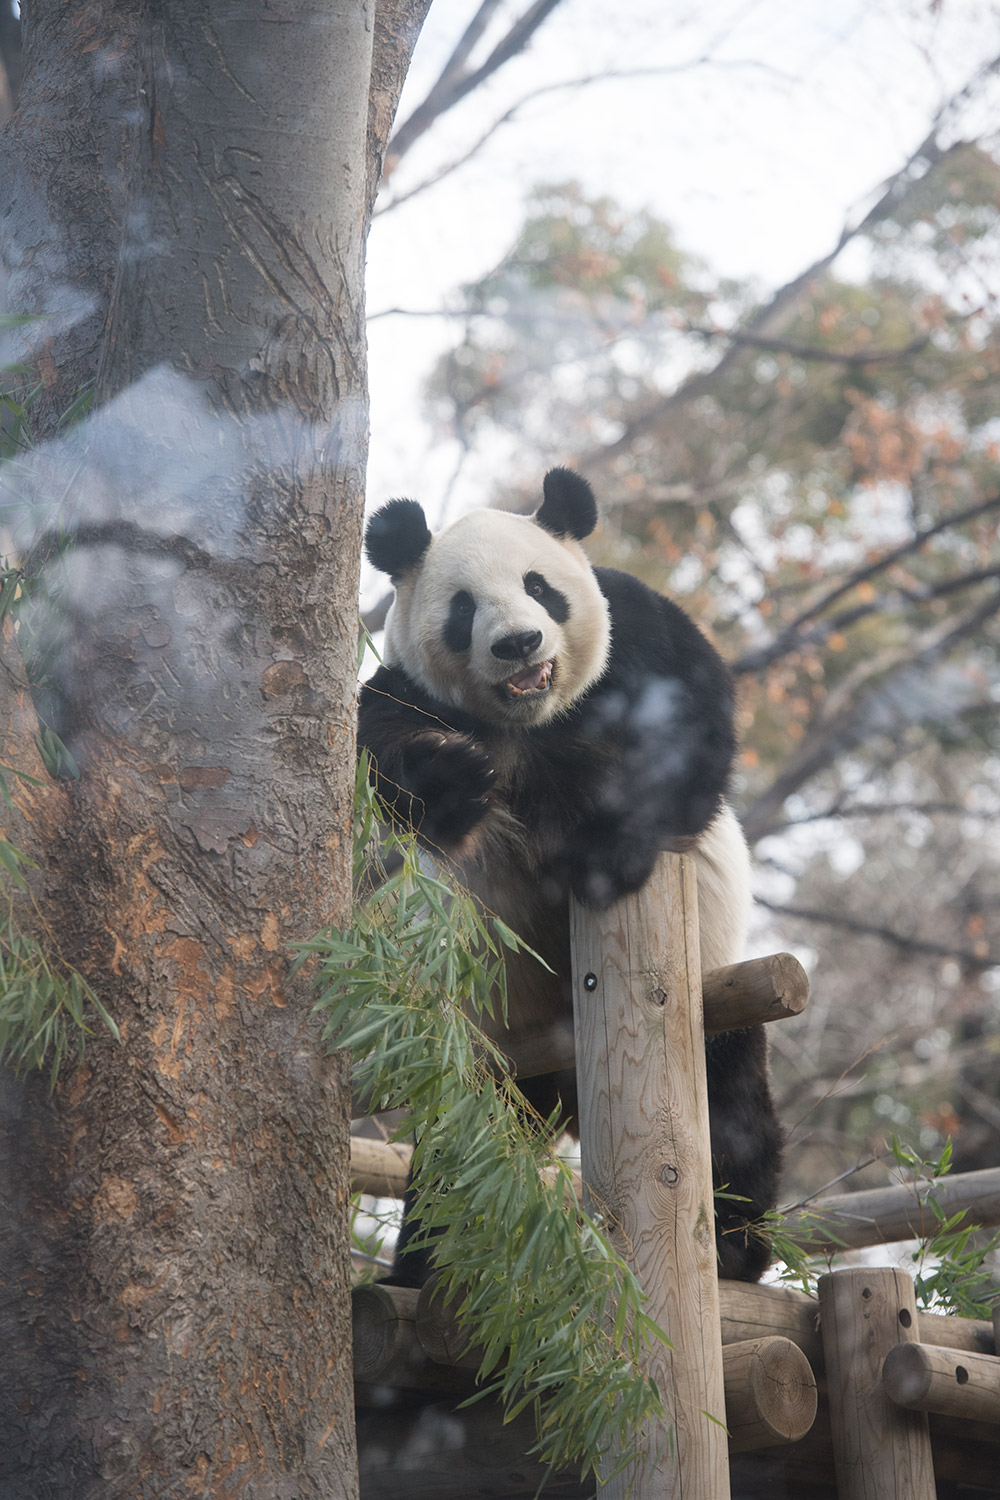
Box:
[506,660,553,697]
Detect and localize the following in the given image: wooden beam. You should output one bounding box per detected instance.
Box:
[356,1281,817,1455]
[783,1166,1000,1253]
[351,952,808,1111]
[724,1335,817,1452]
[717,1276,994,1365]
[570,851,729,1497]
[702,952,809,1035]
[818,1267,935,1500]
[502,951,809,1080]
[883,1341,1000,1424]
[350,1135,412,1198]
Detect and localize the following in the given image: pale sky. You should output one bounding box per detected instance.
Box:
[365,0,1000,516]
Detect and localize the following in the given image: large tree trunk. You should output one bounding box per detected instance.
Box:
[0,2,428,1494]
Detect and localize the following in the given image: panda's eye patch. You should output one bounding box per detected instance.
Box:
[523,572,569,625]
[444,590,476,652]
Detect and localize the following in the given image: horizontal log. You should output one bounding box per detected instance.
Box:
[350,1136,584,1202]
[504,952,809,1079]
[415,1274,482,1370]
[883,1341,1000,1424]
[782,1166,1000,1254]
[350,1135,412,1198]
[350,1259,994,1386]
[351,1283,471,1394]
[723,1335,817,1452]
[361,1279,816,1455]
[716,1278,993,1368]
[702,952,809,1035]
[353,1284,420,1383]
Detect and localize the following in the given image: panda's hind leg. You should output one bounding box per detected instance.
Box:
[705,1026,783,1281]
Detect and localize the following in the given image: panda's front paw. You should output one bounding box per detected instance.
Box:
[566,838,657,910]
[401,732,495,848]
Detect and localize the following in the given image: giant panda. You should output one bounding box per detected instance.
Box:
[359,466,782,1283]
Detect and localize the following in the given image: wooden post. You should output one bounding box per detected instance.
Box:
[818,1267,936,1500]
[570,851,729,1498]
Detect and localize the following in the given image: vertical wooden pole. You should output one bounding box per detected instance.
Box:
[818,1266,936,1500]
[570,852,730,1499]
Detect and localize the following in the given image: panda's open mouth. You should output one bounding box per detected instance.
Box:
[501,659,554,700]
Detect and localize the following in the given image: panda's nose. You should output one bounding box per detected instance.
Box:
[491,629,543,661]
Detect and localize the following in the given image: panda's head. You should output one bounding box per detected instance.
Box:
[365,468,612,726]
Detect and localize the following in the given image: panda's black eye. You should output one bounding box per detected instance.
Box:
[444,590,476,652]
[524,572,569,624]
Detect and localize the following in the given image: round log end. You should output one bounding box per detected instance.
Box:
[725,1334,818,1452]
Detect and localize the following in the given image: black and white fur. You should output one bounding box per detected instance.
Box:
[359,468,781,1282]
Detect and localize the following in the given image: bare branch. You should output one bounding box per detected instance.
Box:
[742,586,1000,840]
[734,493,1000,675]
[376,59,775,214]
[684,324,930,366]
[384,0,565,179]
[578,115,986,474]
[763,798,999,835]
[756,898,997,971]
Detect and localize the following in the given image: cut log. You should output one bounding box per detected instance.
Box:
[502,951,809,1080]
[724,1335,817,1452]
[414,1274,484,1371]
[702,952,809,1035]
[352,1284,420,1383]
[351,1283,471,1394]
[350,1135,412,1198]
[783,1166,1000,1253]
[883,1340,1000,1424]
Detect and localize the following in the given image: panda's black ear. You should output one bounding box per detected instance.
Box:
[536,468,598,541]
[364,499,432,578]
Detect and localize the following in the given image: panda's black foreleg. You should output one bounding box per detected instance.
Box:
[705,1027,783,1282]
[382,1164,439,1289]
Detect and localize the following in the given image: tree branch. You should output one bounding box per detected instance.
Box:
[375,59,769,214]
[762,798,999,836]
[734,494,1000,675]
[742,585,1000,841]
[576,117,982,473]
[384,0,565,178]
[684,324,930,366]
[756,898,997,972]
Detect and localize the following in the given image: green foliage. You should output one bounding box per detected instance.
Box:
[0,813,118,1089]
[766,1138,1000,1319]
[0,907,120,1088]
[298,756,667,1480]
[888,1137,1000,1320]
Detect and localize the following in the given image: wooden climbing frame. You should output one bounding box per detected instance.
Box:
[350,850,1000,1499]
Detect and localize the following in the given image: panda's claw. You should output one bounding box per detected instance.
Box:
[399,731,495,848]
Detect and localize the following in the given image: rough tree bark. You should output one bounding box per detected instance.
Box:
[0,1,430,1495]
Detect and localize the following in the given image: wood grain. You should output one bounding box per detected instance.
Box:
[818,1267,935,1500]
[570,851,729,1498]
[883,1340,1000,1423]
